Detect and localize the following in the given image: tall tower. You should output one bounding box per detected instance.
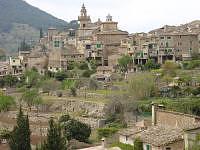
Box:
[78,4,91,29]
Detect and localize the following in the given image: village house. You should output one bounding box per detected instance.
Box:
[119,103,200,150]
[0,62,10,77]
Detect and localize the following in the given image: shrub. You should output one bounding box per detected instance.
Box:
[134,138,143,150]
[82,70,95,78]
[111,142,133,150]
[97,127,118,139]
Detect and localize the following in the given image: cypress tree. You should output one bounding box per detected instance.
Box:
[44,118,66,150]
[9,107,31,150]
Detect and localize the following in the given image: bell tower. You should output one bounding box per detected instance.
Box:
[78,4,91,29]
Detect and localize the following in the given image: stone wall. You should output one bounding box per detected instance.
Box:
[50,99,106,118]
[156,109,200,129]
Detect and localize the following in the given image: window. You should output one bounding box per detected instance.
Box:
[86,45,91,49]
[160,37,164,39]
[166,147,171,150]
[146,144,151,150]
[83,24,86,28]
[96,44,101,48]
[167,36,171,39]
[125,136,128,141]
[54,41,60,47]
[166,42,169,47]
[13,60,15,62]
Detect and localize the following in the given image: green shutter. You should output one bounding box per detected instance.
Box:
[96,44,101,48]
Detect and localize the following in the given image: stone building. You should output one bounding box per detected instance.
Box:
[119,104,200,150]
[0,62,10,77]
[158,32,199,63]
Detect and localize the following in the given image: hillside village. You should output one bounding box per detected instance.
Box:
[0,4,200,150]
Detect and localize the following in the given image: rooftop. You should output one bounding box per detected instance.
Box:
[138,125,183,146]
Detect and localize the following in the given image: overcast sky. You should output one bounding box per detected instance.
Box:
[25,0,200,33]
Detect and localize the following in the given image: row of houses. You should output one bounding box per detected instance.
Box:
[1,4,200,77]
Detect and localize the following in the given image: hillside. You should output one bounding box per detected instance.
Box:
[0,0,78,53]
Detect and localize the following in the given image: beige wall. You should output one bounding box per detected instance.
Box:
[156,110,200,129]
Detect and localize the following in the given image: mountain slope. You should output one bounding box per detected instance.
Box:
[0,0,78,53]
[0,0,69,32]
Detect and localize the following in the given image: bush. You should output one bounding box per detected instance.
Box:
[97,127,118,139]
[182,60,200,70]
[192,87,200,96]
[0,95,15,111]
[111,142,133,150]
[134,138,143,150]
[82,70,95,78]
[55,71,68,81]
[79,62,88,70]
[61,118,91,143]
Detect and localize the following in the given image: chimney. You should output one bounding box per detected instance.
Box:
[152,102,157,126]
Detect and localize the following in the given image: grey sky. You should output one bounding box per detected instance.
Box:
[25,0,200,33]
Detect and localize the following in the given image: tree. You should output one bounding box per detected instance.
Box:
[134,138,143,150]
[55,71,68,81]
[24,69,40,88]
[40,28,44,39]
[9,107,31,150]
[3,75,18,87]
[42,118,66,150]
[21,89,42,112]
[144,59,160,70]
[41,79,61,95]
[19,39,31,51]
[162,61,178,77]
[0,95,15,112]
[129,73,156,100]
[118,55,132,73]
[59,116,91,143]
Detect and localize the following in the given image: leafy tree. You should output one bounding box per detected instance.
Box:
[97,127,118,139]
[129,73,156,100]
[3,75,18,87]
[79,62,88,70]
[144,59,160,70]
[118,55,132,73]
[134,138,143,150]
[42,118,66,150]
[59,114,71,123]
[55,71,68,81]
[162,61,178,77]
[41,79,61,95]
[19,39,31,51]
[9,107,31,150]
[24,69,40,88]
[0,95,15,112]
[59,117,91,143]
[82,70,95,78]
[21,89,42,111]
